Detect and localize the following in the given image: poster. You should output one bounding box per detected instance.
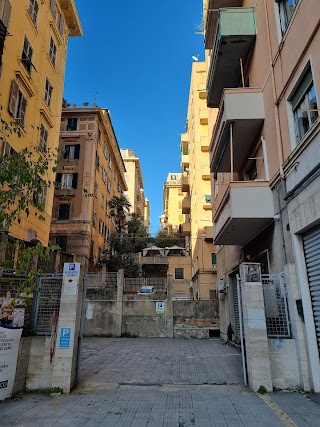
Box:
[0,295,25,401]
[63,262,80,296]
[156,301,165,315]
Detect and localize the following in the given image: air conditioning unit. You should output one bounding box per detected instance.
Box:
[217,279,227,300]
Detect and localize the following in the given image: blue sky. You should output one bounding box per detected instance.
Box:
[64,1,204,235]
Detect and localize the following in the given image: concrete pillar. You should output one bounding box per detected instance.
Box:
[240,262,273,392]
[166,275,174,338]
[51,265,83,394]
[115,269,124,337]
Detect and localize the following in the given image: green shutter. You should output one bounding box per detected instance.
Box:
[290,68,313,110]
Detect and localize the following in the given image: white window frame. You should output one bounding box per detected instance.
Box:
[49,37,57,67]
[28,0,39,26]
[61,174,73,189]
[44,78,53,108]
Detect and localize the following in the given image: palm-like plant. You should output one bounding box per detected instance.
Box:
[107,195,131,233]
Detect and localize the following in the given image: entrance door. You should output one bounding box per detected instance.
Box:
[303,225,320,353]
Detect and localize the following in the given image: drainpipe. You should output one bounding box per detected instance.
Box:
[284,161,320,201]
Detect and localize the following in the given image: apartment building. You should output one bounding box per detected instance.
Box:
[50,106,127,272]
[204,0,320,391]
[120,149,148,221]
[160,173,185,233]
[181,61,217,300]
[0,0,82,246]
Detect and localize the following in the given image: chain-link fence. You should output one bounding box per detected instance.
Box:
[262,273,291,338]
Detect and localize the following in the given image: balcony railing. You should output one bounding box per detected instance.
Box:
[182,196,191,214]
[207,7,256,108]
[181,175,190,192]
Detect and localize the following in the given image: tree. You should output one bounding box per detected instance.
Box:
[107,195,131,233]
[0,111,57,229]
[126,212,146,235]
[153,229,186,249]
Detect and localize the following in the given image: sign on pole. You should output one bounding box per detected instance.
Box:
[62,263,80,296]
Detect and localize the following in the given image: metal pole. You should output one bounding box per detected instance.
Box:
[240,58,245,88]
[76,280,87,384]
[230,123,234,181]
[237,274,247,387]
[280,272,291,337]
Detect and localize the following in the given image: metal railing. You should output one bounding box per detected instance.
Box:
[262,273,291,338]
[124,277,167,294]
[84,272,118,301]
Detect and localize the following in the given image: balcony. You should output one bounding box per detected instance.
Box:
[182,196,191,214]
[182,222,191,236]
[181,154,189,170]
[210,88,264,174]
[200,108,208,125]
[139,256,169,266]
[205,1,243,49]
[181,175,190,192]
[213,181,274,245]
[203,195,212,210]
[201,164,210,181]
[203,226,214,242]
[207,7,256,108]
[201,136,210,152]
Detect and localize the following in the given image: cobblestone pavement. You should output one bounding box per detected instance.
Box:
[1,338,320,426]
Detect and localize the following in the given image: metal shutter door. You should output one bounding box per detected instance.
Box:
[303,225,320,352]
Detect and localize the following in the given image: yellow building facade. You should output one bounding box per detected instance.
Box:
[0,0,82,246]
[160,172,185,234]
[181,61,217,300]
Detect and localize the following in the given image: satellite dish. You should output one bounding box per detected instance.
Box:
[192,56,199,61]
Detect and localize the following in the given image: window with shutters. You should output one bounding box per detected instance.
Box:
[44,78,53,108]
[92,210,96,227]
[60,173,78,189]
[21,37,33,74]
[109,156,112,170]
[56,9,64,35]
[103,145,109,159]
[8,80,27,127]
[1,141,14,156]
[58,203,70,220]
[56,235,67,252]
[107,178,111,193]
[66,118,77,131]
[63,144,80,159]
[28,0,39,26]
[290,67,318,143]
[0,0,12,28]
[39,124,48,152]
[49,37,57,67]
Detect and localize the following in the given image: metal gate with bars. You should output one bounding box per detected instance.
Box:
[261,273,291,338]
[303,225,320,352]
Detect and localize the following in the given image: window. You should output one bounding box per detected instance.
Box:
[103,145,109,159]
[58,203,70,220]
[21,37,33,74]
[56,10,64,35]
[49,37,57,67]
[0,0,12,28]
[291,67,318,142]
[56,173,78,189]
[171,175,177,180]
[39,124,48,152]
[66,118,77,132]
[33,182,47,209]
[28,0,39,26]
[94,182,98,198]
[102,167,107,183]
[204,194,211,203]
[107,178,111,193]
[97,128,101,142]
[101,193,105,208]
[64,144,80,159]
[108,156,112,170]
[117,183,122,193]
[175,268,184,280]
[8,80,27,127]
[92,210,96,227]
[44,78,53,107]
[99,219,104,235]
[50,0,56,17]
[56,235,67,252]
[211,253,217,267]
[95,153,100,170]
[277,0,299,34]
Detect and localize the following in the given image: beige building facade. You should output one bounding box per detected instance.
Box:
[50,106,127,272]
[204,0,320,391]
[181,61,217,300]
[0,0,82,246]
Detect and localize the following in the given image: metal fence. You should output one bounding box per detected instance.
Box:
[262,273,291,338]
[85,272,118,301]
[32,274,63,334]
[124,277,167,294]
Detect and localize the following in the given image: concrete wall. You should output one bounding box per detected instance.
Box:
[268,339,300,390]
[26,337,53,391]
[85,300,118,337]
[13,337,32,395]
